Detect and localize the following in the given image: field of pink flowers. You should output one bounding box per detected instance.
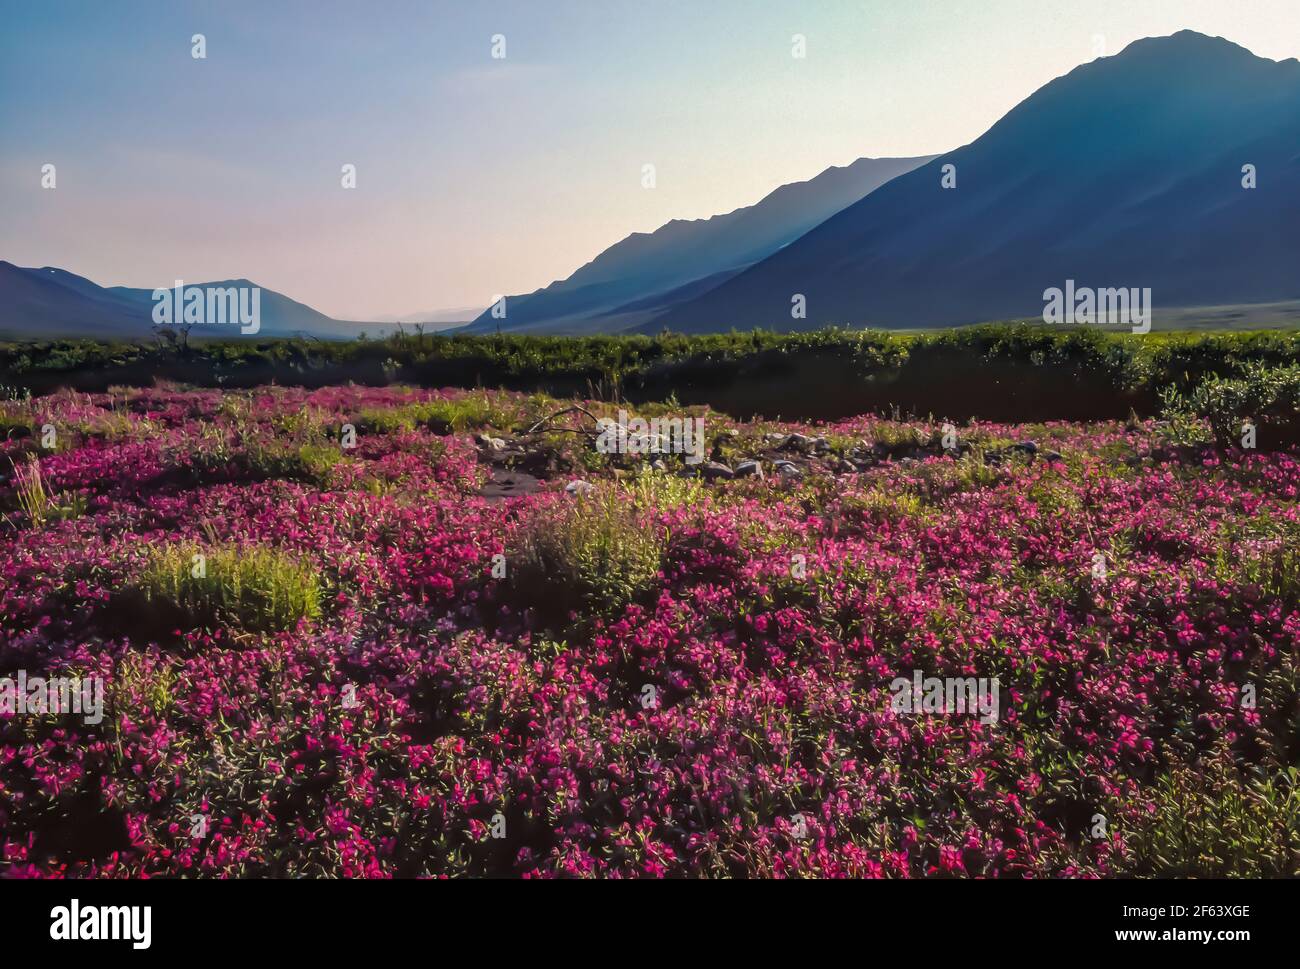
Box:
[1,383,1297,877]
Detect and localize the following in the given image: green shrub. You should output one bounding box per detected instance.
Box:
[1186,364,1300,449]
[131,543,322,633]
[7,327,1300,425]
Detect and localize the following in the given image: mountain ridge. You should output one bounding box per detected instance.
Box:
[0,262,385,340]
[648,31,1300,333]
[463,153,937,333]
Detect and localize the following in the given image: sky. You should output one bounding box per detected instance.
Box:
[2,0,1297,320]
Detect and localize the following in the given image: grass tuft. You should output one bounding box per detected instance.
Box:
[131,543,322,634]
[510,486,665,619]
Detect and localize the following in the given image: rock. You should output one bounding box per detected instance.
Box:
[809,437,830,453]
[774,460,804,481]
[700,461,734,481]
[734,460,764,479]
[650,459,667,472]
[480,470,543,502]
[1042,450,1064,462]
[834,458,858,474]
[564,479,595,496]
[782,433,815,452]
[477,433,507,451]
[1010,440,1039,455]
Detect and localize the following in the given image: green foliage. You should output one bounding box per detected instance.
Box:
[1130,754,1300,877]
[869,422,926,454]
[357,392,515,435]
[12,454,51,528]
[510,487,666,618]
[1212,516,1300,604]
[294,443,346,485]
[131,543,322,634]
[6,326,1300,424]
[625,468,707,512]
[841,487,927,524]
[1155,385,1212,447]
[1184,364,1300,449]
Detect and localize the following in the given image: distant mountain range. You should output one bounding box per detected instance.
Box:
[462,154,936,333]
[652,31,1300,332]
[369,307,485,327]
[0,262,388,340]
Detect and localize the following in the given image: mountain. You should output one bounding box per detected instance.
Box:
[0,262,369,340]
[370,307,486,326]
[651,32,1300,333]
[463,154,936,333]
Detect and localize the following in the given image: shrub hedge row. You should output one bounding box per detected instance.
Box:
[4,324,1300,422]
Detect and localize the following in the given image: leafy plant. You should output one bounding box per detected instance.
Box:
[1186,364,1300,449]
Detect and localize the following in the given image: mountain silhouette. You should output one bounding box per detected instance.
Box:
[464,154,935,333]
[651,31,1300,332]
[0,262,363,339]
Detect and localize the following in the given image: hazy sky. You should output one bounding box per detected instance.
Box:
[2,0,1297,319]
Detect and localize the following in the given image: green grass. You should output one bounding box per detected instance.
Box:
[1129,754,1300,877]
[357,392,516,435]
[0,400,32,440]
[12,454,51,528]
[131,543,322,634]
[510,485,666,618]
[293,443,347,484]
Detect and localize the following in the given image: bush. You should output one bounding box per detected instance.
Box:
[129,543,322,634]
[1186,364,1300,449]
[6,326,1300,424]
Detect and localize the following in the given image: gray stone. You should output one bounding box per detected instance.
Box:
[783,433,815,451]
